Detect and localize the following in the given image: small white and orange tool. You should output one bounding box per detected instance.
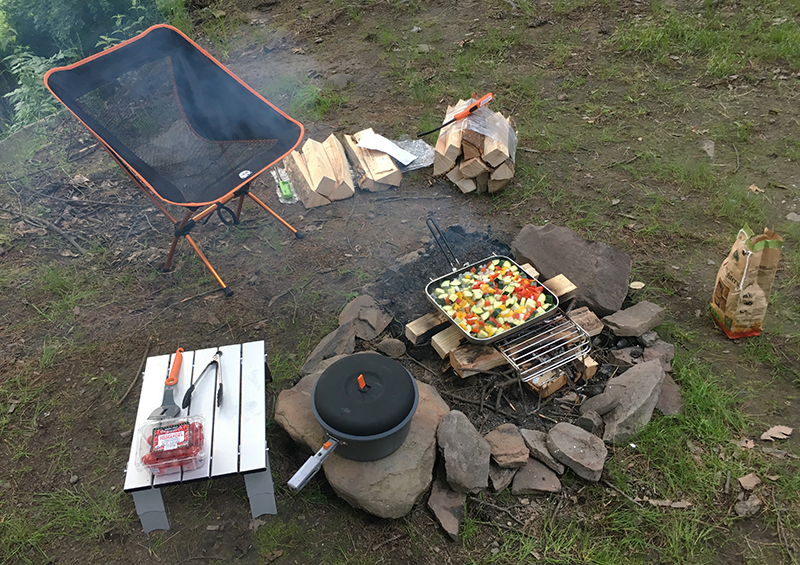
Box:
[417,93,494,137]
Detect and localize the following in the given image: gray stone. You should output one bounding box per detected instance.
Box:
[511,224,631,317]
[511,458,561,494]
[579,391,621,416]
[578,391,619,416]
[339,295,392,341]
[69,474,79,485]
[324,381,450,518]
[488,462,517,493]
[547,423,607,482]
[637,331,660,348]
[643,340,675,371]
[275,370,450,518]
[326,73,353,90]
[603,360,666,444]
[656,373,684,416]
[438,410,491,493]
[787,212,800,222]
[519,429,564,475]
[484,423,529,469]
[377,338,406,358]
[602,301,665,337]
[576,410,604,436]
[608,347,642,368]
[427,465,465,541]
[734,494,764,517]
[299,321,356,376]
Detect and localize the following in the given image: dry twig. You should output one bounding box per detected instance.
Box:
[117,340,151,407]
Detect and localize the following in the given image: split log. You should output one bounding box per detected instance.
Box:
[459,157,490,179]
[322,134,355,200]
[342,132,397,192]
[447,166,476,193]
[432,325,464,359]
[568,306,603,337]
[519,263,540,279]
[541,274,577,301]
[475,171,489,194]
[490,159,515,181]
[301,138,336,197]
[282,150,330,209]
[449,344,507,378]
[488,178,511,193]
[405,312,450,345]
[523,370,567,398]
[574,354,598,380]
[352,128,402,186]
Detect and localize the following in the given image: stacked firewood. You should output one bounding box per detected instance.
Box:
[433,100,517,194]
[282,129,402,209]
[282,134,356,209]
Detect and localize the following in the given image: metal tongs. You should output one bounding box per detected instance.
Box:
[181,351,223,409]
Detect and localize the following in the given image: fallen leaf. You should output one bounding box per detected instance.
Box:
[59,249,79,258]
[647,499,672,507]
[766,475,780,481]
[701,139,715,159]
[738,473,761,491]
[761,425,793,441]
[748,184,765,193]
[670,500,692,509]
[762,447,798,459]
[735,438,755,449]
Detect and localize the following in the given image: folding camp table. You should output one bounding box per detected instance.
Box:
[124,341,275,532]
[45,25,304,296]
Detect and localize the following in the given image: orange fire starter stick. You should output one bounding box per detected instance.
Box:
[416,93,494,137]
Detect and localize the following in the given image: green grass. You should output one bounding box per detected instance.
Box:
[612,3,800,77]
[471,354,796,565]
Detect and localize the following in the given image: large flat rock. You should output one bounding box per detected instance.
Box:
[275,360,450,518]
[511,458,561,494]
[519,428,564,475]
[546,422,607,482]
[511,224,631,317]
[484,423,529,468]
[438,410,491,493]
[602,301,665,337]
[603,359,666,444]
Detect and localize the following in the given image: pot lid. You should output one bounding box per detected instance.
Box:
[313,353,416,437]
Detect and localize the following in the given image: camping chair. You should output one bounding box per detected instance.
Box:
[45,24,304,296]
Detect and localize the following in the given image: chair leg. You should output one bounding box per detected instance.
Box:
[184,235,233,297]
[163,236,180,272]
[163,209,194,272]
[247,193,304,239]
[235,194,245,223]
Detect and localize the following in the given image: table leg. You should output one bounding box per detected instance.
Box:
[244,455,277,517]
[132,488,170,532]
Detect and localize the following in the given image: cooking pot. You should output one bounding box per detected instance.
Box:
[288,353,419,491]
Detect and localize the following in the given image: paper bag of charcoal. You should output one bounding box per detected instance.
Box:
[433,98,517,194]
[710,225,783,338]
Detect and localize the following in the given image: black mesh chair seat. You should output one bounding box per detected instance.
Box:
[45,25,305,295]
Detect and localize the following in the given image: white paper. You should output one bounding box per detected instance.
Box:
[356,132,417,166]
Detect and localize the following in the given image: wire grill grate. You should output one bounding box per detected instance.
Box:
[496,311,591,385]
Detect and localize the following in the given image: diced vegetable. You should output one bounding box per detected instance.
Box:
[430,258,555,339]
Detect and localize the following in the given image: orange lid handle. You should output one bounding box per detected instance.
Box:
[165,348,184,386]
[357,373,366,390]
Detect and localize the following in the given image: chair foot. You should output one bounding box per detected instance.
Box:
[223,287,234,298]
[295,231,305,239]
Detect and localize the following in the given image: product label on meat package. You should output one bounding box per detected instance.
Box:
[151,422,191,452]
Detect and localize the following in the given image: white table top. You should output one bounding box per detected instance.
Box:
[124,341,268,492]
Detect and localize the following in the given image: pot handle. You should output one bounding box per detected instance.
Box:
[287,438,340,492]
[426,218,461,271]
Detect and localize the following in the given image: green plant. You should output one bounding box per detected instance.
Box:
[156,0,191,36]
[3,49,75,131]
[95,0,149,49]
